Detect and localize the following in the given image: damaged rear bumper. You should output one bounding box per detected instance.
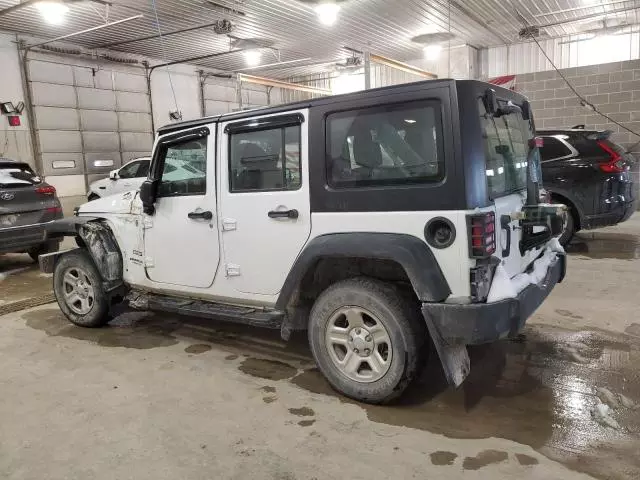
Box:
[421,253,566,386]
[423,253,566,346]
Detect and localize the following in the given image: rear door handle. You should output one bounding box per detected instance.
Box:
[268,209,299,219]
[188,210,213,220]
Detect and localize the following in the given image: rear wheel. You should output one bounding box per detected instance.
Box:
[308,277,425,404]
[53,250,110,328]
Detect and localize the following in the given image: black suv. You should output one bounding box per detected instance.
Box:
[538,127,638,244]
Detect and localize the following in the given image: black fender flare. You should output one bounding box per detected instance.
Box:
[40,218,124,290]
[275,232,451,312]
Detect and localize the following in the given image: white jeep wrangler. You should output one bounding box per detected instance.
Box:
[40,80,566,404]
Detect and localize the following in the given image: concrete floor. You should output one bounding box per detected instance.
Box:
[1,217,639,480]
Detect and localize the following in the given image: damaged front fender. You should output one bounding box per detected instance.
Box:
[39,219,124,292]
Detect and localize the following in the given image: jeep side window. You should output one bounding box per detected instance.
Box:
[229,125,301,192]
[156,139,207,197]
[326,101,444,188]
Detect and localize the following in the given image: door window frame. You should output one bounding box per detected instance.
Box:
[225,113,305,193]
[148,126,210,198]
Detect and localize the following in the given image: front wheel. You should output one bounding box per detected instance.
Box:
[53,250,111,328]
[308,277,426,404]
[28,241,59,263]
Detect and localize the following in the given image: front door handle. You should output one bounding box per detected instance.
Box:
[188,210,213,220]
[268,209,299,219]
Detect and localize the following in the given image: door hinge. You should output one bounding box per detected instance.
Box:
[222,218,237,231]
[225,264,240,276]
[142,217,153,229]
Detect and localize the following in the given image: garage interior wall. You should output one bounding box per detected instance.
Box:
[484,30,640,78]
[26,50,153,205]
[0,33,33,165]
[514,59,640,149]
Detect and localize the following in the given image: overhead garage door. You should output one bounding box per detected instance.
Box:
[27,55,153,196]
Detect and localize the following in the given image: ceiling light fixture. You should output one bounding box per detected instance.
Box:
[35,1,70,25]
[423,44,442,61]
[243,49,262,66]
[315,2,340,27]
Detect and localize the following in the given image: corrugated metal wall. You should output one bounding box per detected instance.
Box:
[485,30,640,77]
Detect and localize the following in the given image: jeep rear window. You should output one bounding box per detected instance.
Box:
[326,101,444,188]
[478,98,532,198]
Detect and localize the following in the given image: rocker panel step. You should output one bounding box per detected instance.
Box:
[147,294,284,328]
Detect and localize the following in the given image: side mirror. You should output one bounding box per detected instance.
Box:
[140,180,158,215]
[109,169,119,180]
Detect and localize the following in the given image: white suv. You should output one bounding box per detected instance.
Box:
[40,80,566,404]
[87,157,151,200]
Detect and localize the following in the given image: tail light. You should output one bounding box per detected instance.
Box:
[36,185,56,195]
[467,212,496,258]
[597,140,626,173]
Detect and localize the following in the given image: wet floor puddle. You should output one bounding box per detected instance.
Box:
[0,255,52,304]
[291,326,640,480]
[566,232,640,260]
[21,307,640,479]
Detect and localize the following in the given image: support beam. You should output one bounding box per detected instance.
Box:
[94,20,226,49]
[364,51,371,89]
[370,54,437,79]
[24,15,144,49]
[237,73,331,95]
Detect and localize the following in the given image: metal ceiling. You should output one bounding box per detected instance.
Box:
[0,0,639,78]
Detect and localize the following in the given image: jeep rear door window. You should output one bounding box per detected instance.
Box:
[479,98,531,197]
[156,138,207,197]
[326,101,444,188]
[229,125,301,192]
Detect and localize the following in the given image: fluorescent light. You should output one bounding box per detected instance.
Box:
[404,119,417,124]
[423,44,442,61]
[243,50,262,66]
[486,169,495,177]
[498,166,504,174]
[315,2,340,26]
[35,1,69,25]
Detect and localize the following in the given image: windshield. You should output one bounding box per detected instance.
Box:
[0,162,42,188]
[478,98,534,198]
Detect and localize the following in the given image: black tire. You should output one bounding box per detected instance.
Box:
[28,242,59,263]
[558,208,575,246]
[308,277,426,404]
[53,249,111,328]
[87,193,100,201]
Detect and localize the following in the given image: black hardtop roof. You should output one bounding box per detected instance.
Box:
[157,78,503,136]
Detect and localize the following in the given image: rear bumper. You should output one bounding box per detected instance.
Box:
[0,221,62,254]
[422,253,566,346]
[584,198,637,229]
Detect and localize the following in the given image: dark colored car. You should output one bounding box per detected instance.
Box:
[0,158,63,261]
[538,128,638,244]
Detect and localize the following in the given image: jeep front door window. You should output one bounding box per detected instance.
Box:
[157,139,207,197]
